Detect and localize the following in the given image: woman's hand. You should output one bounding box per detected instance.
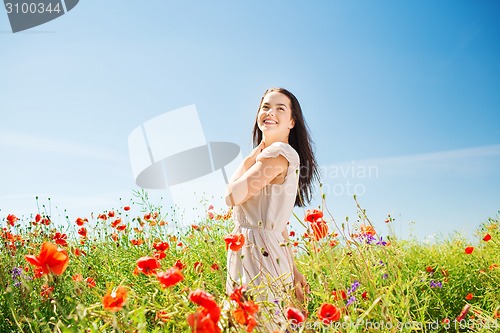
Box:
[244,141,265,168]
[293,269,310,303]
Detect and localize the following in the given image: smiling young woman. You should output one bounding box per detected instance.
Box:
[225,87,319,328]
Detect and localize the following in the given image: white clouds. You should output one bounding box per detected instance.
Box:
[324,144,500,179]
[363,144,500,165]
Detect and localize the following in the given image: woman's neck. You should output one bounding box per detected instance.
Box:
[262,135,288,147]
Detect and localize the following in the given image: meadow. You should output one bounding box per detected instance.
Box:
[1,190,499,332]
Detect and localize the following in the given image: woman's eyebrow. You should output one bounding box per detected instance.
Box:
[261,102,288,108]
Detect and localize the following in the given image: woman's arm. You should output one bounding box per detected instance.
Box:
[225,154,288,207]
[227,141,265,185]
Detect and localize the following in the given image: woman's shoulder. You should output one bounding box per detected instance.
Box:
[259,142,299,166]
[269,141,298,156]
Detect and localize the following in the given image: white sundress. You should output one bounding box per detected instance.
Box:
[226,142,300,325]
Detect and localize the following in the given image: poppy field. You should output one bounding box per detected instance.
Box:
[1,191,499,332]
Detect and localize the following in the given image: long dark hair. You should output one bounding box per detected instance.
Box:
[252,87,319,207]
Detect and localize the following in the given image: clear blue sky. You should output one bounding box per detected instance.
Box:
[1,1,499,241]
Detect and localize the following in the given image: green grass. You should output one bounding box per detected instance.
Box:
[1,191,499,333]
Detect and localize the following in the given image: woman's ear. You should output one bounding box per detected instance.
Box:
[289,118,295,129]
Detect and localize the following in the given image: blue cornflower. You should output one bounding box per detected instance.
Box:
[429,280,443,289]
[365,234,376,244]
[12,267,22,279]
[382,273,388,280]
[376,237,387,246]
[12,267,23,287]
[348,280,360,294]
[346,295,357,306]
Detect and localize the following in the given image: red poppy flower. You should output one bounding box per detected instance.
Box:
[304,209,323,223]
[108,210,115,218]
[425,266,435,273]
[311,221,329,240]
[189,289,221,324]
[78,227,87,238]
[230,285,245,305]
[116,224,127,232]
[483,234,491,242]
[156,310,170,323]
[86,277,96,288]
[211,263,220,271]
[233,300,259,332]
[317,303,341,324]
[35,214,42,223]
[187,307,221,333]
[124,206,131,211]
[41,284,54,298]
[360,224,376,236]
[465,293,473,300]
[194,261,203,272]
[175,259,187,270]
[153,241,170,252]
[97,213,107,220]
[72,274,83,282]
[53,232,68,247]
[75,217,88,226]
[465,246,474,254]
[361,291,368,300]
[33,266,44,279]
[102,285,127,312]
[25,242,69,276]
[156,267,184,288]
[332,289,347,300]
[130,239,144,246]
[73,248,86,256]
[154,251,166,260]
[135,256,161,275]
[111,218,122,228]
[285,306,306,324]
[6,214,18,226]
[224,233,245,251]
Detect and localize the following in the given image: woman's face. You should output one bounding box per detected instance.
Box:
[257,91,295,138]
